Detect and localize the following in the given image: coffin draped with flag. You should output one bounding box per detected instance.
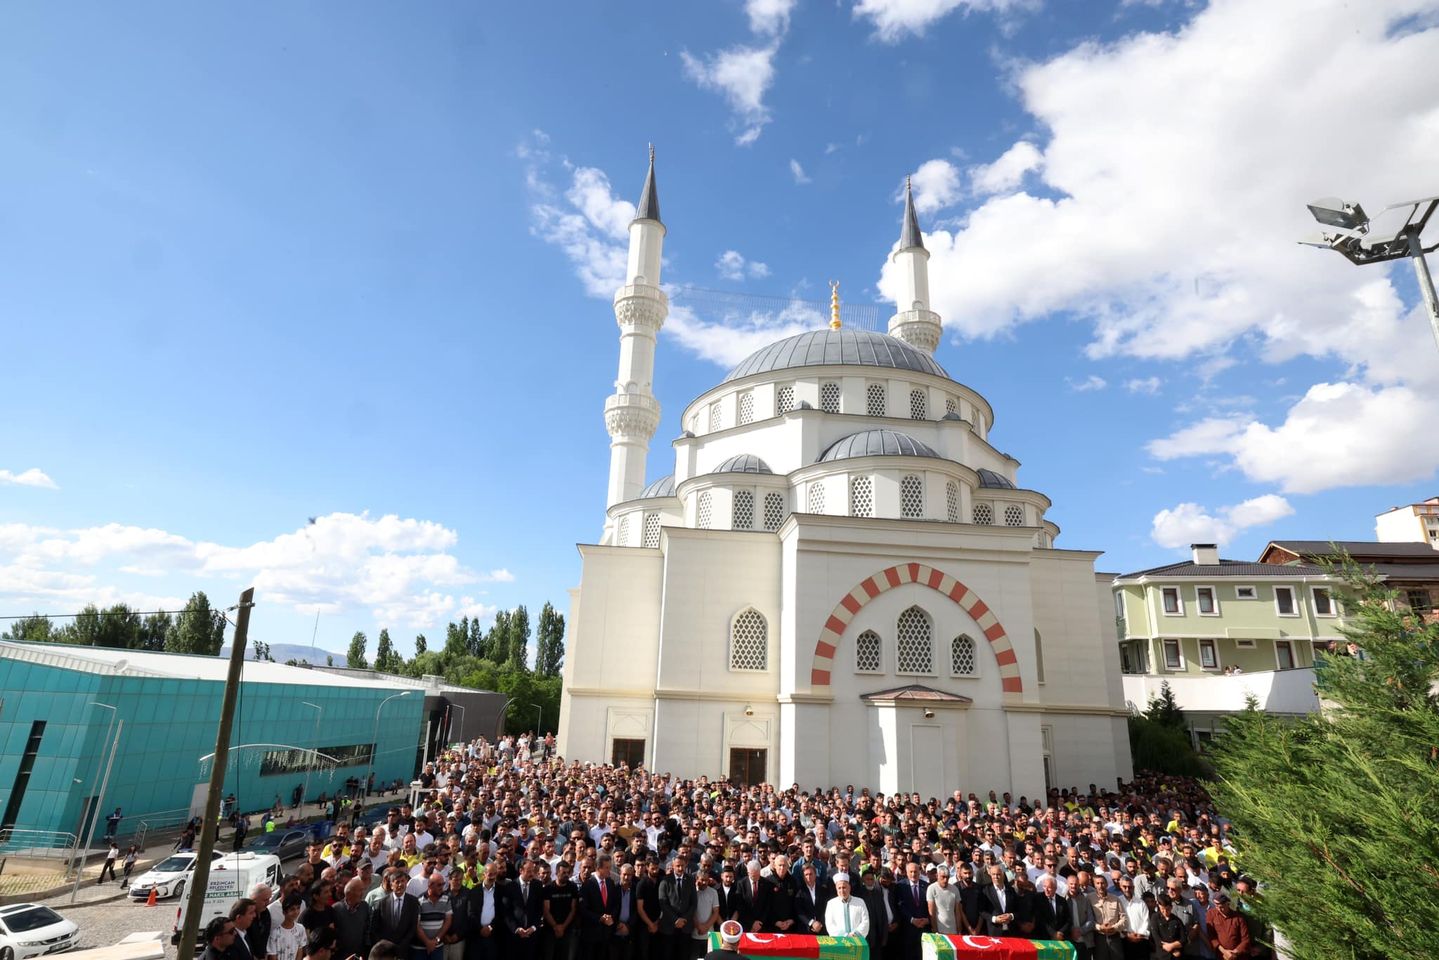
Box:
[922,933,1076,960]
[705,931,869,959]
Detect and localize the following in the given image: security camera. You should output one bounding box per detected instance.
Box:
[744,705,755,717]
[923,709,935,719]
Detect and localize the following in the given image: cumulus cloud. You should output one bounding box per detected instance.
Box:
[1151,494,1294,549]
[853,0,1037,42]
[967,141,1042,196]
[747,0,798,36]
[716,250,772,281]
[907,159,963,215]
[789,159,811,184]
[1126,376,1163,395]
[0,468,58,489]
[665,301,818,367]
[1067,375,1108,392]
[682,43,781,146]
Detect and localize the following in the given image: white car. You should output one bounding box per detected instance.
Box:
[127,850,224,901]
[0,904,79,960]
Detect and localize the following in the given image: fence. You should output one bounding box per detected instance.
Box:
[131,808,195,852]
[0,827,79,862]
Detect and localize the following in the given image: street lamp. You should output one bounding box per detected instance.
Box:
[447,703,466,743]
[300,702,322,809]
[524,702,542,735]
[70,702,116,878]
[1302,193,1439,349]
[368,692,411,798]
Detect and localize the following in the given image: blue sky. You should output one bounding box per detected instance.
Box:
[4,0,1439,657]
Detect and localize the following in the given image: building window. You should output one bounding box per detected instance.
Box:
[855,630,882,673]
[730,609,768,671]
[1034,628,1046,683]
[951,634,976,676]
[642,512,661,548]
[777,385,795,414]
[1312,587,1335,617]
[896,606,933,674]
[763,492,785,531]
[909,388,927,420]
[945,397,957,416]
[866,383,886,417]
[1199,638,1219,670]
[900,475,924,518]
[820,382,840,413]
[807,482,825,514]
[1275,586,1297,616]
[1275,639,1295,670]
[1235,638,1256,649]
[708,402,722,433]
[737,392,755,425]
[1161,587,1183,615]
[972,502,994,525]
[945,481,960,522]
[697,491,713,529]
[1195,586,1218,616]
[1163,638,1183,670]
[616,515,630,546]
[261,742,374,777]
[733,489,754,530]
[1003,505,1025,527]
[1114,590,1126,622]
[1235,585,1257,600]
[850,476,873,517]
[1407,588,1430,613]
[612,738,645,768]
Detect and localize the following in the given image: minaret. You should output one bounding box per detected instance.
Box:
[604,147,668,508]
[887,177,942,354]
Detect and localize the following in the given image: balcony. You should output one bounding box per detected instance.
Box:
[1122,667,1319,716]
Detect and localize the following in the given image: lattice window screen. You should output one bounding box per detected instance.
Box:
[738,392,755,425]
[730,609,768,670]
[866,383,886,417]
[697,491,713,529]
[820,382,841,413]
[952,635,976,676]
[855,630,882,672]
[616,515,629,545]
[945,397,958,416]
[946,482,960,522]
[763,492,785,531]
[910,389,927,420]
[733,489,754,530]
[850,476,874,517]
[901,475,924,518]
[642,512,661,548]
[708,403,722,433]
[1004,504,1025,527]
[896,606,933,673]
[776,386,795,414]
[807,482,825,514]
[973,502,994,525]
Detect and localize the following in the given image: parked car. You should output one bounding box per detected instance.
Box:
[0,903,79,960]
[127,850,224,902]
[242,828,310,863]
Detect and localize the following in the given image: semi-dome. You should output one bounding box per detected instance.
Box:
[976,468,1015,489]
[639,475,676,498]
[712,454,773,475]
[723,329,950,383]
[819,429,942,463]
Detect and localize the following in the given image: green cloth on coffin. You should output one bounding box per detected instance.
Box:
[921,933,1077,960]
[706,931,870,959]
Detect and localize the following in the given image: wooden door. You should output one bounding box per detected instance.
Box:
[729,748,766,787]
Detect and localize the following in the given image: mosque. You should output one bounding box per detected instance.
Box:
[555,152,1132,800]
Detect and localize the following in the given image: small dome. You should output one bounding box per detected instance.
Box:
[724,329,950,383]
[639,475,677,498]
[712,454,773,475]
[819,429,942,463]
[941,411,966,421]
[976,469,1015,489]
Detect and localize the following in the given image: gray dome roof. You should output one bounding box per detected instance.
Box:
[639,475,676,498]
[976,469,1014,489]
[712,454,773,475]
[724,329,950,383]
[941,411,966,421]
[819,429,942,463]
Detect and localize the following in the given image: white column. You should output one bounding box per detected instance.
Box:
[887,245,942,354]
[605,216,667,508]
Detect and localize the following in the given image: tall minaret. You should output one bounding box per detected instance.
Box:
[604,147,668,508]
[887,177,942,354]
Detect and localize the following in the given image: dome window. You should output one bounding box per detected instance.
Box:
[733,489,755,530]
[901,475,924,519]
[616,515,630,546]
[763,492,786,531]
[945,482,960,523]
[642,512,661,548]
[777,385,796,415]
[807,483,826,515]
[866,383,886,417]
[909,389,927,421]
[708,402,722,433]
[973,502,994,525]
[820,382,841,413]
[951,634,977,676]
[697,491,713,529]
[1004,504,1025,527]
[737,391,755,425]
[945,397,958,416]
[855,630,882,673]
[849,476,874,518]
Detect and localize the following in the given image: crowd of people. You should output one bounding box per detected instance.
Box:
[205,735,1269,960]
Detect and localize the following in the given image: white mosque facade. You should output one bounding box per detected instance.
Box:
[556,154,1133,800]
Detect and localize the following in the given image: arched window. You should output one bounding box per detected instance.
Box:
[820,382,841,413]
[697,491,713,529]
[951,634,976,676]
[901,475,924,518]
[708,402,722,433]
[945,481,960,523]
[807,482,825,514]
[972,502,994,525]
[763,492,786,531]
[1035,628,1046,684]
[733,489,754,530]
[776,385,796,414]
[945,397,958,416]
[737,392,755,425]
[855,630,882,673]
[1004,504,1025,527]
[616,515,630,545]
[730,609,768,671]
[896,606,933,674]
[866,383,886,417]
[909,389,927,420]
[850,476,873,517]
[642,512,661,548]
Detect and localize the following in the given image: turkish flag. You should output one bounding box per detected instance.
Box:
[922,933,1077,960]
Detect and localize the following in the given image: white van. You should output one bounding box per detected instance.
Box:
[171,852,283,949]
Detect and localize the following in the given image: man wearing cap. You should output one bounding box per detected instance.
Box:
[858,868,892,958]
[702,921,743,959]
[824,874,869,939]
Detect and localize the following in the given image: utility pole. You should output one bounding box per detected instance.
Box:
[176,587,253,958]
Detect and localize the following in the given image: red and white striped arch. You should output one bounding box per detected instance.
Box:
[809,562,1024,698]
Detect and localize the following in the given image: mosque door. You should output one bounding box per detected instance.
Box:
[729,748,766,787]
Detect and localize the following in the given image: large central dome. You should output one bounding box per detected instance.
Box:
[723,329,950,383]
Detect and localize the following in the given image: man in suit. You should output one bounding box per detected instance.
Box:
[794,863,830,935]
[981,865,1021,938]
[763,855,798,934]
[734,861,767,934]
[466,860,507,960]
[896,862,930,960]
[580,853,621,960]
[858,869,891,958]
[1034,876,1073,942]
[502,858,544,960]
[612,862,640,960]
[656,855,696,960]
[368,869,420,956]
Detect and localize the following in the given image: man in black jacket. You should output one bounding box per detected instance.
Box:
[580,853,621,960]
[733,862,767,934]
[466,860,507,960]
[1033,876,1072,941]
[657,855,696,960]
[980,865,1021,938]
[793,863,829,935]
[368,870,420,957]
[715,864,741,925]
[634,859,664,960]
[503,858,545,960]
[763,856,797,933]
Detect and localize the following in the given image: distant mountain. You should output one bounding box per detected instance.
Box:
[219,642,345,665]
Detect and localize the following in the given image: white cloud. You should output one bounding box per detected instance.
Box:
[565,167,635,240]
[0,468,58,490]
[1067,374,1107,392]
[681,44,780,146]
[789,159,811,184]
[907,159,963,215]
[716,250,771,281]
[967,141,1042,196]
[1151,494,1294,549]
[665,301,819,367]
[746,0,798,36]
[853,0,1036,42]
[1125,376,1163,395]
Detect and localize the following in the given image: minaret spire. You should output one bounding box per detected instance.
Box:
[635,143,662,224]
[887,175,941,354]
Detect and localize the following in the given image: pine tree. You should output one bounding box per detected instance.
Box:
[1144,680,1185,729]
[374,628,397,673]
[1,614,54,643]
[414,633,427,656]
[1210,565,1439,960]
[347,631,369,669]
[507,605,530,670]
[487,610,511,665]
[140,611,172,650]
[467,616,483,659]
[167,592,227,655]
[536,602,566,676]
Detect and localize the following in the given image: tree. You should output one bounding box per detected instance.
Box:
[507,605,530,671]
[252,640,273,661]
[535,602,566,677]
[1,614,54,643]
[140,611,172,650]
[374,628,398,673]
[444,620,468,659]
[414,634,427,656]
[1209,565,1439,960]
[167,591,226,655]
[347,631,369,669]
[487,610,511,666]
[467,616,483,659]
[1144,680,1185,729]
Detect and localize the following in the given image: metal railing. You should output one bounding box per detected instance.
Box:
[0,827,80,860]
[132,808,195,851]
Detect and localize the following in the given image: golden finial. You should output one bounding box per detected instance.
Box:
[829,280,841,330]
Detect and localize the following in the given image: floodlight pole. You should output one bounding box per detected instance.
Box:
[300,702,322,810]
[1407,232,1439,342]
